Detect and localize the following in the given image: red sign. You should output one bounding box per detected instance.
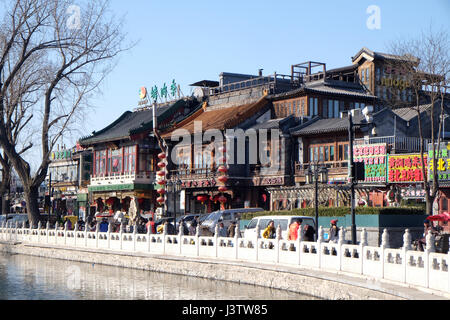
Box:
[388,154,427,183]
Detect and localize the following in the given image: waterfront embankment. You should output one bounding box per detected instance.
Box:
[0,241,446,300]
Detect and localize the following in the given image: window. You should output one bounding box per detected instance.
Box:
[314,147,319,162]
[247,219,257,229]
[361,103,365,110]
[344,145,349,161]
[139,148,155,174]
[124,146,136,174]
[314,98,318,116]
[324,146,329,161]
[319,146,324,162]
[308,98,313,117]
[334,100,339,118]
[355,102,360,109]
[361,69,365,82]
[301,100,305,116]
[330,146,335,161]
[95,150,107,176]
[376,68,381,81]
[323,99,328,118]
[108,148,123,174]
[366,68,370,84]
[328,100,333,118]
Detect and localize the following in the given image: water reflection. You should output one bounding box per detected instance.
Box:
[0,254,318,300]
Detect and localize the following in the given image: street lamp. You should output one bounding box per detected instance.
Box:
[306,163,328,241]
[167,179,182,221]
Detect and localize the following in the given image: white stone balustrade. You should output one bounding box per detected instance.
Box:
[1,224,449,295]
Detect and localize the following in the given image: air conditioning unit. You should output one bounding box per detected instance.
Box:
[350,109,362,117]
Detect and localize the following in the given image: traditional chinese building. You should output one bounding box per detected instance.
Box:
[78,97,201,218]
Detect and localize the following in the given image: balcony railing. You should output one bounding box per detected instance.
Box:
[354,136,431,153]
[170,167,219,179]
[90,172,155,186]
[295,161,348,176]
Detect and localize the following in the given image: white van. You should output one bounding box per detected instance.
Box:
[243,215,316,240]
[200,208,263,235]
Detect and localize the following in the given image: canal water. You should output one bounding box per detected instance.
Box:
[0,253,318,300]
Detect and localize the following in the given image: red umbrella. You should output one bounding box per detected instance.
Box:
[427,212,450,222]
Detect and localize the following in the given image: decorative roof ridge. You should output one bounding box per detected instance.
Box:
[79,110,132,145]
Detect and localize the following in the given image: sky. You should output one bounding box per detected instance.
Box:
[76,0,450,147]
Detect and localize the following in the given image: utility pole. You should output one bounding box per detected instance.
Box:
[348,113,357,245]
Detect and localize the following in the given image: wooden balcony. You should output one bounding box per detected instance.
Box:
[90,172,156,187]
[295,161,349,184]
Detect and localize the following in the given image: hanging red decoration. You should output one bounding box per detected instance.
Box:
[157,162,166,168]
[219,146,226,153]
[218,176,228,183]
[218,196,227,204]
[157,180,167,185]
[262,194,267,202]
[157,197,165,204]
[157,171,166,177]
[218,186,228,192]
[218,166,228,173]
[197,195,208,204]
[158,153,167,159]
[157,188,166,195]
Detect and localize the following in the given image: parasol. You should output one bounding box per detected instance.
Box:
[427,212,450,222]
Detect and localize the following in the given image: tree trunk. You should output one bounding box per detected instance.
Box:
[24,185,41,228]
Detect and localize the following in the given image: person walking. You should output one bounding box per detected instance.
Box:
[146,217,156,234]
[288,219,302,241]
[328,219,340,243]
[262,220,276,239]
[227,220,237,238]
[218,222,228,237]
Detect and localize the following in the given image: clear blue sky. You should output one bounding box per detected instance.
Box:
[82,0,450,143]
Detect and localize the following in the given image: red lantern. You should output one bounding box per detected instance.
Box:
[219,146,226,153]
[157,171,166,177]
[158,152,166,159]
[157,188,166,195]
[218,186,228,192]
[157,180,167,186]
[197,195,208,204]
[218,166,228,173]
[218,196,227,204]
[218,175,228,183]
[138,198,144,205]
[157,162,166,168]
[157,197,165,204]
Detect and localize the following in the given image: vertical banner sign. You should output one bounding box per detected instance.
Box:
[388,154,427,183]
[428,143,450,181]
[353,143,387,183]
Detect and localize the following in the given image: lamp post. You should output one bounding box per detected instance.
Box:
[306,163,328,241]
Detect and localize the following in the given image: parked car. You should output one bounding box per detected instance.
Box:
[243,215,316,240]
[2,213,29,227]
[200,208,263,236]
[176,214,208,229]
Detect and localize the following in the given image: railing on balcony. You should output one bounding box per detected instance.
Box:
[354,136,431,153]
[170,167,219,179]
[295,161,348,176]
[208,73,297,97]
[90,172,155,185]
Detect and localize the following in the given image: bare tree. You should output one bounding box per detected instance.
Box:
[0,0,131,226]
[387,27,450,215]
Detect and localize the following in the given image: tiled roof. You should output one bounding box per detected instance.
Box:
[352,47,420,63]
[79,100,194,145]
[270,80,376,101]
[161,97,270,138]
[391,104,432,122]
[290,113,367,136]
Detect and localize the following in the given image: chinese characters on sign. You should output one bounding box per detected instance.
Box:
[353,143,387,183]
[388,154,427,183]
[428,143,450,181]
